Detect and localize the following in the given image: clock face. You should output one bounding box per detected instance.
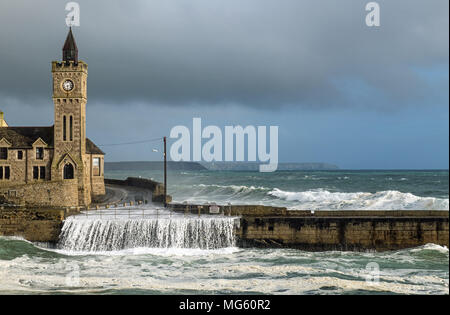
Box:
[62,80,74,91]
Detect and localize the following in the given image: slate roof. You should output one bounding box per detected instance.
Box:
[63,28,78,51]
[62,27,78,63]
[86,138,105,155]
[0,126,54,147]
[0,126,104,155]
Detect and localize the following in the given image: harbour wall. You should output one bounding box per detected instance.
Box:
[0,177,169,243]
[104,177,171,203]
[169,203,449,251]
[1,177,448,251]
[237,214,448,251]
[0,207,79,242]
[0,180,79,208]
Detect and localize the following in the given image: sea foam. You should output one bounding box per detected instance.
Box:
[57,213,239,252]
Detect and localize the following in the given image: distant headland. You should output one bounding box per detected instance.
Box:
[202,162,339,171]
[104,161,339,171]
[105,161,207,171]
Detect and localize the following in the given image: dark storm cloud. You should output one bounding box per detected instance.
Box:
[0,0,448,108]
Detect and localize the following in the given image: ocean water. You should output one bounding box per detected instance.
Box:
[0,235,448,294]
[105,169,449,210]
[0,170,448,295]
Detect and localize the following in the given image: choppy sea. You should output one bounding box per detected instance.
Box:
[107,169,449,210]
[0,169,448,294]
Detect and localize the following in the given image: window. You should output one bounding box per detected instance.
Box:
[0,166,10,180]
[63,115,67,141]
[93,157,101,176]
[17,151,23,160]
[33,166,45,180]
[36,147,44,160]
[40,166,45,180]
[0,148,7,160]
[64,163,74,179]
[70,115,73,141]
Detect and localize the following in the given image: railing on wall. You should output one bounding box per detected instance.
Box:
[78,203,233,219]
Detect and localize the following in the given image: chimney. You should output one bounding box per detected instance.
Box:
[0,111,8,127]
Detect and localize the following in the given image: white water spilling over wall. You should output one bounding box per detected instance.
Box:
[58,210,238,252]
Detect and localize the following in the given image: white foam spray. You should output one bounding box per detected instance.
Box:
[58,209,238,252]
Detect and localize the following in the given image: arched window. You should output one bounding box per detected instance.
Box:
[63,163,74,179]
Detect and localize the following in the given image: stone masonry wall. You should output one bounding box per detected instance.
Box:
[0,208,67,242]
[87,153,105,196]
[0,179,79,207]
[0,147,53,185]
[237,216,449,251]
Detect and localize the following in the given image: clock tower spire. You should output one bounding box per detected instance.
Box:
[63,27,78,64]
[51,27,90,205]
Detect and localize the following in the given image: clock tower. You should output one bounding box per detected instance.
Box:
[51,27,90,205]
[0,27,105,208]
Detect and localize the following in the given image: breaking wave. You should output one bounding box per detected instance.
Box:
[172,183,449,210]
[197,183,268,192]
[268,188,449,210]
[173,183,270,204]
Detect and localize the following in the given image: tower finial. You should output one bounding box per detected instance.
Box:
[62,27,78,63]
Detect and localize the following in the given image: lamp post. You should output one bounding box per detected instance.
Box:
[163,136,167,208]
[153,136,168,208]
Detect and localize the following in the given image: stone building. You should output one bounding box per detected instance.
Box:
[0,28,105,207]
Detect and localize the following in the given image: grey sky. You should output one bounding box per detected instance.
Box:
[0,0,448,168]
[0,0,448,108]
